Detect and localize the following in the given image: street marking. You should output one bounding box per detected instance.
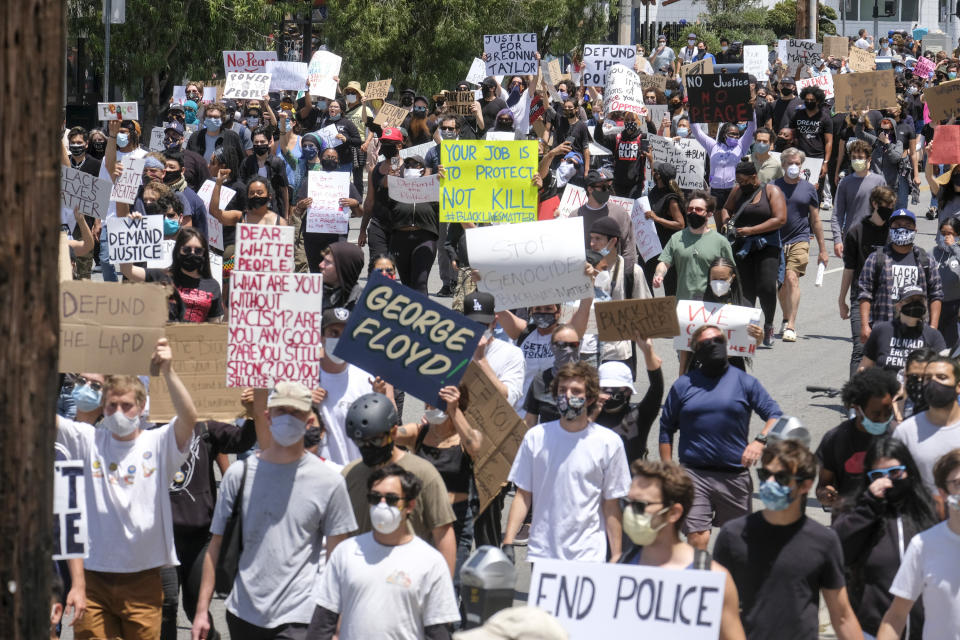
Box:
[824,267,843,275]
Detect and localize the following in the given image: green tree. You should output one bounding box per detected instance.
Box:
[764,0,838,38]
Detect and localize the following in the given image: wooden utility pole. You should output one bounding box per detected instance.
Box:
[796,0,810,39]
[0,0,64,638]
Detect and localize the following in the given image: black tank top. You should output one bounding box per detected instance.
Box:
[733,184,772,228]
[415,426,472,495]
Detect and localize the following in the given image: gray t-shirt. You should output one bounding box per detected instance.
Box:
[893,413,960,493]
[831,172,888,244]
[211,453,358,627]
[231,122,254,152]
[650,46,677,72]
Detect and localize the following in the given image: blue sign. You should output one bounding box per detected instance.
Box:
[333,274,482,403]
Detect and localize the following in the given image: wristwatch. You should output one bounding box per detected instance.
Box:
[754,433,768,445]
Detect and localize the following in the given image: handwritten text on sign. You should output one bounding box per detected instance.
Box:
[110,157,145,204]
[223,72,272,100]
[61,166,112,219]
[388,175,440,204]
[674,300,762,357]
[583,44,637,87]
[196,179,235,251]
[742,45,768,77]
[223,50,277,73]
[440,140,538,224]
[235,223,294,273]
[649,136,706,190]
[53,461,87,560]
[264,61,308,91]
[529,558,725,640]
[484,33,538,76]
[334,275,482,404]
[596,296,680,341]
[686,73,751,124]
[785,39,821,75]
[796,74,835,99]
[106,215,164,264]
[924,79,960,122]
[307,171,351,234]
[308,50,342,98]
[629,196,663,262]
[604,64,645,116]
[833,70,897,112]
[467,217,592,311]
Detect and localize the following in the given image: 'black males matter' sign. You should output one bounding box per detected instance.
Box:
[685,73,751,124]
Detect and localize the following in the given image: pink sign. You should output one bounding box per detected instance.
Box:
[913,56,936,79]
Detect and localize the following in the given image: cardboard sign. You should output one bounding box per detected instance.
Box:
[604,64,645,116]
[53,461,87,560]
[461,362,527,513]
[742,45,768,77]
[149,323,242,422]
[680,59,713,87]
[364,79,392,102]
[686,73,751,124]
[823,35,848,58]
[439,140,538,224]
[388,174,440,204]
[929,125,960,165]
[373,102,408,127]
[466,58,487,85]
[557,184,587,218]
[226,272,324,388]
[674,300,762,357]
[97,101,138,121]
[785,39,821,75]
[596,296,679,341]
[628,196,663,261]
[912,56,936,79]
[59,280,169,374]
[333,274,482,403]
[61,166,112,219]
[223,50,277,73]
[833,70,897,112]
[466,217,592,311]
[638,73,667,92]
[484,33,538,76]
[196,179,235,251]
[796,74,835,99]
[307,171,351,234]
[110,157,145,204]
[583,44,637,87]
[529,558,725,639]
[106,215,164,264]
[235,223,294,272]
[848,46,876,72]
[448,90,476,116]
[925,80,960,122]
[307,50,342,98]
[649,135,706,190]
[148,126,166,152]
[264,61,308,91]
[223,72,271,100]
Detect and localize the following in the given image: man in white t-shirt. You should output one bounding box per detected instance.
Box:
[309,464,461,640]
[462,291,525,409]
[100,118,148,282]
[893,356,960,494]
[56,338,197,640]
[503,360,631,562]
[854,29,873,50]
[877,448,960,639]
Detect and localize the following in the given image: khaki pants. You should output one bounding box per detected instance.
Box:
[75,568,163,640]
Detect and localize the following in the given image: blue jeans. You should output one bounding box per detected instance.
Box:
[896,174,911,210]
[99,226,118,282]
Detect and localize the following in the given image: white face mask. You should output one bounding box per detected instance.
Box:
[786,164,802,179]
[557,161,576,187]
[345,94,358,105]
[594,269,612,292]
[370,502,404,534]
[710,279,731,297]
[947,494,960,512]
[424,409,448,424]
[102,409,141,437]
[403,168,423,179]
[324,337,345,365]
[269,413,307,446]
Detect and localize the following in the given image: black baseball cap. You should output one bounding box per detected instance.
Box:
[463,291,495,324]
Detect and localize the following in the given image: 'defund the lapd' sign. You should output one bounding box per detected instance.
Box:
[439,140,538,224]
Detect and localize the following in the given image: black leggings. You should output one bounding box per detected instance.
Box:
[737,245,780,327]
[389,229,438,294]
[161,529,218,640]
[365,217,391,274]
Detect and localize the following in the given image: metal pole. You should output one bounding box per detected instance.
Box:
[809,0,817,40]
[303,12,313,62]
[841,0,846,37]
[873,0,879,49]
[104,0,111,101]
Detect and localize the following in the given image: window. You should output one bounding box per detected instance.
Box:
[857,0,918,20]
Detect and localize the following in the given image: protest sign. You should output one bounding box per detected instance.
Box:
[777,39,788,62]
[742,45,768,77]
[235,223,294,272]
[466,58,487,85]
[924,80,960,121]
[642,104,669,128]
[604,64,644,116]
[172,85,187,104]
[307,171,351,234]
[921,32,950,54]
[307,50,342,97]
[768,151,823,185]
[149,323,242,421]
[848,46,876,72]
[223,50,277,73]
[529,558,725,639]
[628,196,663,261]
[785,39,821,75]
[202,86,218,103]
[461,361,527,513]
[638,73,667,92]
[97,101,138,121]
[60,207,76,237]
[110,157,145,204]
[147,239,176,269]
[833,70,897,112]
[388,175,440,204]
[596,296,679,341]
[796,73,835,99]
[399,140,438,160]
[334,274,482,403]
[210,253,223,290]
[59,280,169,374]
[149,126,166,151]
[364,78,392,101]
[823,35,848,58]
[674,300,762,357]
[318,123,343,148]
[557,184,587,218]
[583,44,637,86]
[196,179,235,251]
[439,140,538,224]
[912,55,936,78]
[264,61,308,91]
[53,461,87,560]
[448,90,476,116]
[226,272,324,388]
[106,215,164,264]
[680,59,713,87]
[61,166,112,219]
[466,218,592,311]
[373,102,409,127]
[928,125,960,165]
[484,33,538,76]
[649,135,706,190]
[686,73,751,124]
[223,72,272,100]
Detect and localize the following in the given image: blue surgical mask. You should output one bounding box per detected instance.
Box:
[859,408,893,435]
[677,127,689,137]
[317,100,328,111]
[758,479,793,511]
[163,217,180,236]
[246,116,259,127]
[302,145,319,160]
[664,89,673,97]
[753,141,770,154]
[950,72,958,80]
[558,91,569,102]
[71,384,102,412]
[204,117,222,131]
[116,133,129,148]
[737,122,747,132]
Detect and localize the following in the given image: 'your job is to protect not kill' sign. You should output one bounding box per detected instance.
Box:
[440,140,538,224]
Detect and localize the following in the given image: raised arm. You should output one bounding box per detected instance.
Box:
[153,338,198,450]
[210,169,243,225]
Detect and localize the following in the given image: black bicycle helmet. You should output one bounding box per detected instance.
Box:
[345,393,399,440]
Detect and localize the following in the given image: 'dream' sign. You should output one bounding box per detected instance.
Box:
[439,140,538,224]
[674,300,762,357]
[334,274,482,403]
[686,73,751,124]
[529,558,725,640]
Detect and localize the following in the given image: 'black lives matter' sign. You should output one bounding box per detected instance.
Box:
[686,73,751,124]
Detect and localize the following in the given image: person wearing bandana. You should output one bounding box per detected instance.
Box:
[860,286,946,374]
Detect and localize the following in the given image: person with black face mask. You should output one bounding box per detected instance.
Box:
[359,127,404,272]
[592,111,654,197]
[87,128,108,161]
[576,169,639,266]
[64,126,101,176]
[523,325,583,426]
[900,348,939,419]
[239,126,290,219]
[320,98,363,169]
[660,324,782,550]
[861,287,946,374]
[478,77,508,138]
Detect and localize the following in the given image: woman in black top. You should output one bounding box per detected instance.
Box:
[239,126,290,219]
[387,154,439,294]
[641,162,686,293]
[406,96,435,146]
[319,98,363,171]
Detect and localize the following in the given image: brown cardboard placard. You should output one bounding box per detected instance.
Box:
[638,73,667,92]
[149,323,243,422]
[924,79,960,122]
[833,70,897,112]
[59,233,72,283]
[823,36,848,58]
[373,102,408,127]
[595,296,681,341]
[59,280,169,375]
[447,90,475,116]
[461,361,527,514]
[364,78,392,102]
[680,58,714,87]
[847,46,876,72]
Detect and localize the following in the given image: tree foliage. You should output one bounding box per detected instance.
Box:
[764,0,838,38]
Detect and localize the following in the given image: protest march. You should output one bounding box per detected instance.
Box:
[41,5,960,640]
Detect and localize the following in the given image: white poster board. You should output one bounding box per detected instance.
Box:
[149,127,166,152]
[674,300,762,357]
[264,60,308,91]
[387,175,440,204]
[307,50,342,98]
[649,135,707,190]
[466,57,487,85]
[222,50,277,73]
[743,45,769,77]
[603,64,644,116]
[222,72,272,100]
[583,44,637,87]
[796,73,835,99]
[106,215,164,264]
[629,196,663,262]
[196,179,236,252]
[483,33,538,76]
[307,171,351,234]
[318,123,343,148]
[110,157,145,204]
[97,101,138,121]
[53,461,88,560]
[235,223,294,272]
[557,184,587,218]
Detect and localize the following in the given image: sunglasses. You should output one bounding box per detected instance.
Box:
[75,375,104,392]
[180,247,205,256]
[552,341,580,349]
[439,126,457,132]
[375,267,396,275]
[367,492,405,507]
[621,499,665,515]
[866,465,907,481]
[757,467,803,487]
